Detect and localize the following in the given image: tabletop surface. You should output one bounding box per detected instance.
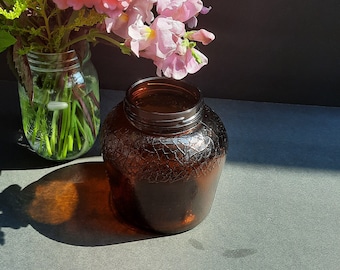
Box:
[1,80,340,269]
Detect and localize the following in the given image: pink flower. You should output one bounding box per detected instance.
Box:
[105,12,128,36]
[140,16,185,59]
[133,15,209,79]
[129,0,156,24]
[53,0,131,16]
[105,0,156,39]
[182,3,212,28]
[52,0,95,10]
[154,46,208,80]
[186,29,215,45]
[127,19,155,56]
[156,0,203,22]
[94,0,131,17]
[200,5,212,15]
[51,0,214,79]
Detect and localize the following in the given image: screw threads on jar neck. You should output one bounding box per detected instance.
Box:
[124,77,204,135]
[27,50,80,73]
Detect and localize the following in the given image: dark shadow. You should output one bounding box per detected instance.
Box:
[0,162,159,246]
[0,129,101,170]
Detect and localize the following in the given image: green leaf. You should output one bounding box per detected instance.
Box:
[0,30,16,52]
[0,0,26,19]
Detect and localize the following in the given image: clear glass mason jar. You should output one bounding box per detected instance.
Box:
[102,77,228,234]
[18,46,100,161]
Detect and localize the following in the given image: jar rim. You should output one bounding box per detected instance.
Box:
[124,77,204,135]
[27,50,80,72]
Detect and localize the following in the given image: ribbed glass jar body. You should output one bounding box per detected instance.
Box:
[18,48,100,160]
[102,77,228,234]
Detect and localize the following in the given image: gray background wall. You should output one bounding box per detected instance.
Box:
[1,0,339,106]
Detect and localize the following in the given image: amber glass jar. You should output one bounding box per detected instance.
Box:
[102,77,228,234]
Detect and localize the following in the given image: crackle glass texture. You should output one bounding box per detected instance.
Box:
[102,80,228,234]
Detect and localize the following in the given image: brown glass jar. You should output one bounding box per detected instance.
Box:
[101,77,228,234]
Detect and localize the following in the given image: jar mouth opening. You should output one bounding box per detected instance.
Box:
[124,77,204,135]
[126,77,203,113]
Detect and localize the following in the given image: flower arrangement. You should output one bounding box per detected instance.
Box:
[0,0,215,79]
[0,0,215,160]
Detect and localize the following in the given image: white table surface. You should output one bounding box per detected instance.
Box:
[1,81,340,269]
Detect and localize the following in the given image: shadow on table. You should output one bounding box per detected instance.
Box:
[0,162,159,246]
[0,130,102,171]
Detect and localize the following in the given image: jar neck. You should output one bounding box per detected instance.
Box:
[27,50,81,73]
[124,77,204,135]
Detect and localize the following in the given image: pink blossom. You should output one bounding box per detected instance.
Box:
[52,0,68,9]
[52,0,93,10]
[127,19,155,56]
[128,0,156,24]
[135,16,209,79]
[105,0,156,39]
[185,16,198,28]
[186,29,215,45]
[140,16,185,60]
[52,0,215,80]
[182,3,212,28]
[53,0,131,16]
[105,12,128,36]
[156,0,203,22]
[200,5,212,14]
[94,0,131,17]
[153,46,208,80]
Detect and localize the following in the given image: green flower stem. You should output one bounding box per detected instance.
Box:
[60,110,68,158]
[76,97,94,136]
[58,107,67,152]
[52,91,98,159]
[74,118,82,150]
[45,134,52,156]
[68,135,73,152]
[68,100,78,151]
[75,117,86,138]
[60,30,130,55]
[35,0,53,51]
[58,77,70,147]
[20,69,99,160]
[50,109,59,154]
[31,88,47,144]
[62,100,72,158]
[31,105,41,143]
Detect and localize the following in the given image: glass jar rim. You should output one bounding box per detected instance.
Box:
[27,50,80,72]
[124,77,204,135]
